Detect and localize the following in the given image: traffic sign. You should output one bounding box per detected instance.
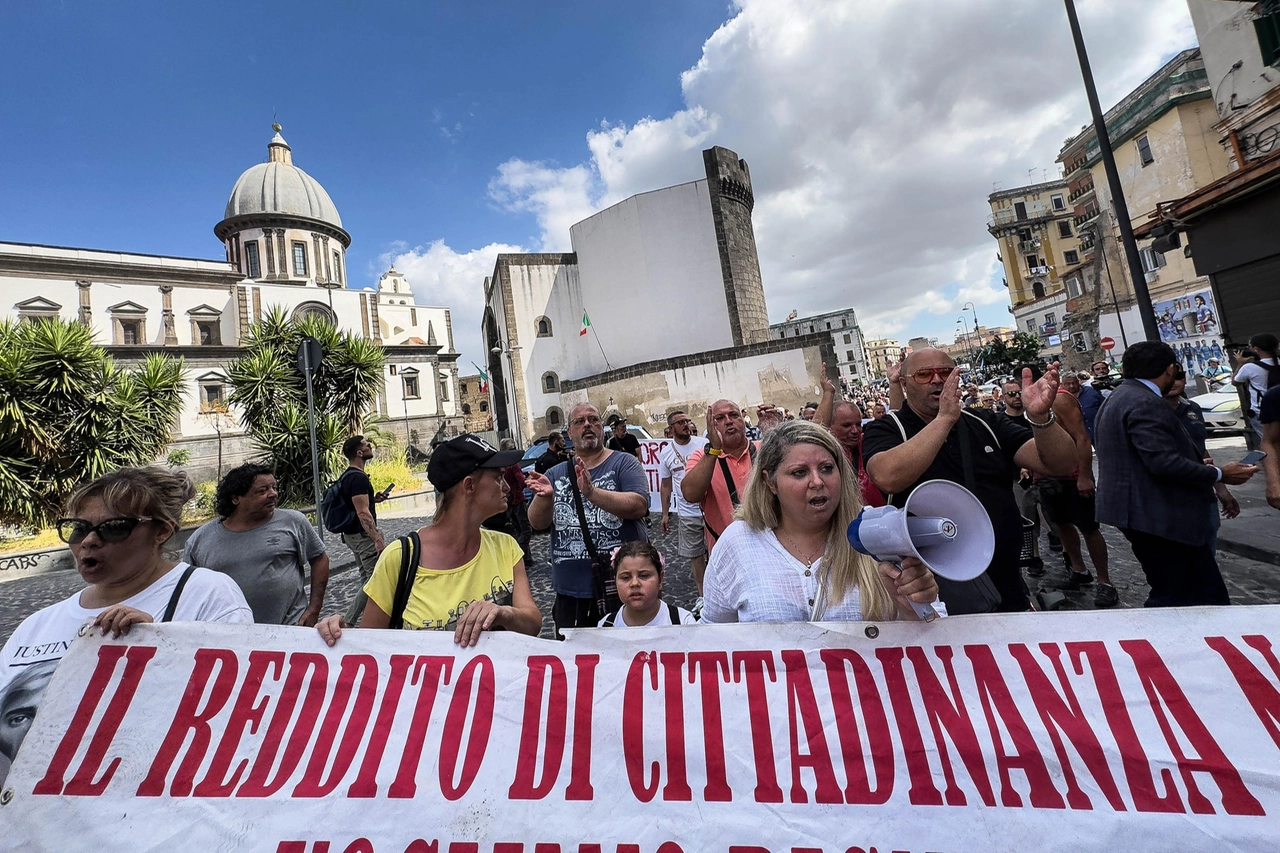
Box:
[297,337,323,373]
[1100,337,1116,351]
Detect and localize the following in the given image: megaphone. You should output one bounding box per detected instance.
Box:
[847,479,994,622]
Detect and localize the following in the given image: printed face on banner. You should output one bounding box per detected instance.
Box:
[1152,290,1224,376]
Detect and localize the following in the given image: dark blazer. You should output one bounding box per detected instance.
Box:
[1094,379,1218,545]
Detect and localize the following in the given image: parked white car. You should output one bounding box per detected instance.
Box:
[1190,391,1246,435]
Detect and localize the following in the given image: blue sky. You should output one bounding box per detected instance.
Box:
[1,1,1197,373]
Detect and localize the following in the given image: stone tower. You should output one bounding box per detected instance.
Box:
[704,146,769,345]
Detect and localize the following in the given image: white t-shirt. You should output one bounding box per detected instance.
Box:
[598,602,697,627]
[1234,359,1277,410]
[0,563,252,700]
[701,520,864,624]
[657,437,708,517]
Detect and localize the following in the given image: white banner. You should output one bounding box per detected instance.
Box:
[640,438,671,512]
[5,608,1280,852]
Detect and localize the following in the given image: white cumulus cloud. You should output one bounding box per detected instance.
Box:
[485,0,1197,343]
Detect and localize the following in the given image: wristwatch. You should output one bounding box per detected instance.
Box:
[707,447,724,457]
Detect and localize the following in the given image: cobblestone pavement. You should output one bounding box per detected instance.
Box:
[4,512,1279,646]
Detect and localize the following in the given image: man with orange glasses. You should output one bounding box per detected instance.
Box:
[863,349,1076,613]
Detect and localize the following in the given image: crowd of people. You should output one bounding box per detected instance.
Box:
[0,336,1270,786]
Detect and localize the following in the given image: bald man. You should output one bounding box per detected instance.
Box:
[862,348,1076,613]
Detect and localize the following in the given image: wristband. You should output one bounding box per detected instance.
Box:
[1025,409,1057,429]
[707,447,723,457]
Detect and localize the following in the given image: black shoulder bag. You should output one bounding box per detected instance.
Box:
[388,531,423,630]
[568,467,621,616]
[933,416,1002,615]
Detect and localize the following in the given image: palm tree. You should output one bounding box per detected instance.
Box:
[0,318,185,527]
[226,306,385,504]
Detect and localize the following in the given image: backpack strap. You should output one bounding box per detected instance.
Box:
[667,601,682,624]
[388,531,421,630]
[600,609,618,627]
[961,409,1001,449]
[161,564,198,623]
[883,412,910,504]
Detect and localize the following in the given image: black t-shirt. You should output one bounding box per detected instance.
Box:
[1261,385,1280,425]
[607,433,641,457]
[535,448,568,474]
[1173,398,1209,459]
[862,406,1033,605]
[338,467,375,533]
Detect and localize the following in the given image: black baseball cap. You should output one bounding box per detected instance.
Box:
[606,414,626,426]
[427,434,523,492]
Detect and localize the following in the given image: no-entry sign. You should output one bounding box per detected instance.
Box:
[1100,336,1116,351]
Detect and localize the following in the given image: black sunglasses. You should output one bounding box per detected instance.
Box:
[56,516,155,545]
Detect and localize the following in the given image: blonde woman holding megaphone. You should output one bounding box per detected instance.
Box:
[700,421,939,623]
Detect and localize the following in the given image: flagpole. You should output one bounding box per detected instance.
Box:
[592,326,612,370]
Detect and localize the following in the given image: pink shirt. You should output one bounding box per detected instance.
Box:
[686,441,759,552]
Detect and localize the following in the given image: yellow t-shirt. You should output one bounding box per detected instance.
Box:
[363,529,522,631]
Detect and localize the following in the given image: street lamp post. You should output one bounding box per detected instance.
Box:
[1063,0,1158,342]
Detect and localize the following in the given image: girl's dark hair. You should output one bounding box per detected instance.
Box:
[612,541,664,573]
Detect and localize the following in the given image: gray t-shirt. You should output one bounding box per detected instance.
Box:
[182,509,325,624]
[546,450,650,598]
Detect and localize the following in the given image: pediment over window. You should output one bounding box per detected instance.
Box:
[196,371,227,382]
[15,296,63,313]
[187,304,223,317]
[107,300,149,314]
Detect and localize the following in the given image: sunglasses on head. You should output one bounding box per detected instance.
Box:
[56,516,155,545]
[910,367,955,384]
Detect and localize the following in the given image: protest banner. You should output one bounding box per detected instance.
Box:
[4,607,1280,852]
[640,439,671,512]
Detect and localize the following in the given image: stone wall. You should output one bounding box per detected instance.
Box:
[559,333,836,434]
[704,146,769,346]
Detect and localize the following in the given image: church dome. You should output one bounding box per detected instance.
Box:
[222,126,343,229]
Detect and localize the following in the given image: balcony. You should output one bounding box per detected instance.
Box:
[1017,238,1042,253]
[1063,157,1089,179]
[1068,182,1095,204]
[988,200,1059,230]
[1025,265,1051,278]
[1073,208,1101,228]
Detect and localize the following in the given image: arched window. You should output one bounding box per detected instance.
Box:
[547,407,564,427]
[292,301,337,325]
[542,371,559,392]
[1032,280,1046,299]
[536,316,553,337]
[462,403,472,415]
[479,400,489,412]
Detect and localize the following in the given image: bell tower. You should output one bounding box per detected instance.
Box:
[704,146,769,345]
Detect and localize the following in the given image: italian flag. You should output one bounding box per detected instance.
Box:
[472,362,489,394]
[579,312,591,337]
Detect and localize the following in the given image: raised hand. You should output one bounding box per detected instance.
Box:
[1022,361,1060,419]
[574,457,595,500]
[886,360,902,386]
[525,469,554,498]
[756,404,783,434]
[937,367,963,424]
[706,405,722,451]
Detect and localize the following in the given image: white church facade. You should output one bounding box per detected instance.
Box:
[0,126,462,481]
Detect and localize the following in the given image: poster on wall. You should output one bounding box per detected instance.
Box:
[1152,289,1226,378]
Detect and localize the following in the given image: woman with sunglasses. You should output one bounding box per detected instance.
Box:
[0,467,251,786]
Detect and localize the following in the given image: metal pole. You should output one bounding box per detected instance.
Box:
[1096,221,1130,349]
[302,351,325,541]
[1063,0,1158,342]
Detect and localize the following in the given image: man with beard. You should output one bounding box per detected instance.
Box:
[535,430,569,474]
[527,403,650,636]
[183,463,330,625]
[863,349,1076,613]
[682,400,761,556]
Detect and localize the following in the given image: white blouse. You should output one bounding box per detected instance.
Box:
[701,520,863,623]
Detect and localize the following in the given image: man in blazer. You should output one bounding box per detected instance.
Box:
[1094,341,1258,606]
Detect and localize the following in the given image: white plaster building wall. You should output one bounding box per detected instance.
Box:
[570,180,733,368]
[168,286,237,345]
[558,346,826,436]
[2,275,79,324]
[505,261,591,439]
[92,281,167,344]
[1097,307,1145,365]
[1187,0,1277,112]
[247,282,365,336]
[380,303,451,347]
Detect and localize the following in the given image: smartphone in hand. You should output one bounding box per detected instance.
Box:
[1240,450,1267,466]
[380,483,395,497]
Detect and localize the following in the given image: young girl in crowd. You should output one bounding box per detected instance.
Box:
[599,541,697,627]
